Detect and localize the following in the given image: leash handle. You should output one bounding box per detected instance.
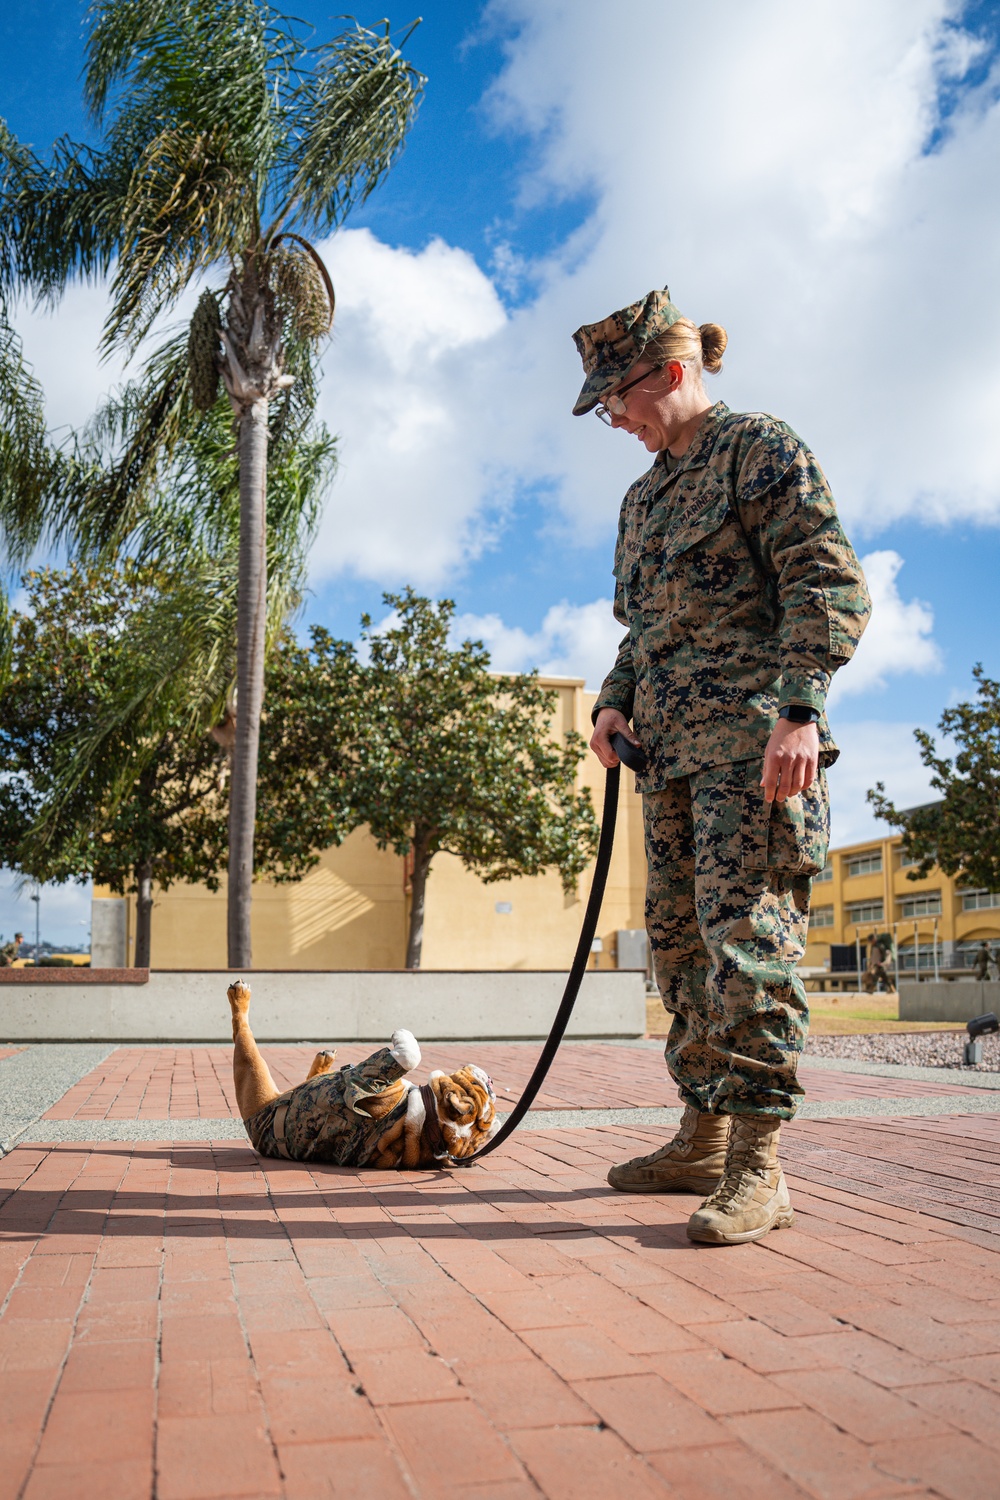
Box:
[446,759,625,1167]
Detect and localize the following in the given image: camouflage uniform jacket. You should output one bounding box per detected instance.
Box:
[593,402,870,789]
[245,1046,411,1166]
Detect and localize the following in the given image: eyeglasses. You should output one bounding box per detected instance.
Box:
[594,365,662,425]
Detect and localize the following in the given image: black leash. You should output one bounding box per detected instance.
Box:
[446,732,646,1167]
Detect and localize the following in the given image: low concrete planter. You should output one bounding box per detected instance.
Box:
[0,969,646,1042]
[898,980,1000,1024]
[0,968,148,984]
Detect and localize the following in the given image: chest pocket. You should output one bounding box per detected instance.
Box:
[641,485,744,608]
[650,480,780,628]
[659,487,732,565]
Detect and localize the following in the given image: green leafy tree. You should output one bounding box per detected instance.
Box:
[0,0,423,966]
[0,564,232,966]
[1,564,359,965]
[345,590,600,970]
[253,626,361,881]
[868,665,1000,891]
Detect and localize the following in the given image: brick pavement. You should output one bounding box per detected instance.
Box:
[2,1042,999,1499]
[43,1043,990,1122]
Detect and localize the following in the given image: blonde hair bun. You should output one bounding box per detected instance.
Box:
[699,322,727,375]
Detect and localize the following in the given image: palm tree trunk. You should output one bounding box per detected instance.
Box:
[228,395,269,969]
[405,837,433,970]
[134,860,154,968]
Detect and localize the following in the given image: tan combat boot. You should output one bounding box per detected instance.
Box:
[607,1106,729,1193]
[686,1115,794,1244]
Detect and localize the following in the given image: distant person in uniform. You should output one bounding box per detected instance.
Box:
[974,941,991,981]
[577,287,870,1245]
[0,932,23,967]
[863,931,894,994]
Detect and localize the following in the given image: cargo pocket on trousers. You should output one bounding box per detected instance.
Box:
[740,760,829,874]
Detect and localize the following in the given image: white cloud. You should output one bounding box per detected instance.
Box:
[827,549,941,703]
[453,596,622,688]
[827,721,937,847]
[13,283,128,434]
[311,229,509,586]
[13,4,1000,615]
[300,1,1000,595]
[476,0,1000,536]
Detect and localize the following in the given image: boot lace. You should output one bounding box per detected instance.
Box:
[701,1128,766,1211]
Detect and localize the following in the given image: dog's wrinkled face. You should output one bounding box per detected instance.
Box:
[427,1065,498,1159]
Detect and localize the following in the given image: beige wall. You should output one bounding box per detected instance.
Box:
[97,679,649,972]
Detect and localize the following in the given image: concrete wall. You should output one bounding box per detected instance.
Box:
[0,969,646,1042]
[898,981,1000,1023]
[91,899,127,968]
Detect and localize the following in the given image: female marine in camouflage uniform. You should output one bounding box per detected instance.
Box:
[576,288,870,1244]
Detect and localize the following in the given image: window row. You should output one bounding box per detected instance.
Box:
[959,889,1000,911]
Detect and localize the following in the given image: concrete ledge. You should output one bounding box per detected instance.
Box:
[0,968,148,985]
[0,969,646,1042]
[898,980,1000,1023]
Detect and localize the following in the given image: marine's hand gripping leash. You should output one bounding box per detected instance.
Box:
[445,732,647,1167]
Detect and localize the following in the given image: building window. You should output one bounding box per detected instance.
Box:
[897,891,942,919]
[809,905,835,928]
[814,863,833,883]
[845,852,882,877]
[845,900,884,925]
[897,942,938,971]
[960,889,1000,912]
[899,851,923,868]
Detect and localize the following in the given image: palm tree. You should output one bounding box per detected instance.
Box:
[0,0,423,965]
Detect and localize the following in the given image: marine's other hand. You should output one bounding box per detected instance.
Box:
[591,708,641,770]
[761,720,819,804]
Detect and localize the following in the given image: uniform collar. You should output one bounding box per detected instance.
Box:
[656,401,729,479]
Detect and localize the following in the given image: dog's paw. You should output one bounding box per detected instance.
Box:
[227,979,251,1012]
[306,1049,338,1079]
[390,1029,421,1070]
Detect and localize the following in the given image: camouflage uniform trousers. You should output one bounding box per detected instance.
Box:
[244,1046,409,1166]
[645,758,829,1120]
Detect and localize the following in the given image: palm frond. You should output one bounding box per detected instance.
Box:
[65,329,196,553]
[273,20,424,233]
[0,584,13,690]
[0,123,124,304]
[106,123,258,351]
[0,306,64,567]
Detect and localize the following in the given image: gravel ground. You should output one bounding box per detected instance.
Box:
[806,1030,1000,1071]
[0,1043,113,1154]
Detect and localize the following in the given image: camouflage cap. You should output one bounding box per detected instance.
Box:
[571,286,683,416]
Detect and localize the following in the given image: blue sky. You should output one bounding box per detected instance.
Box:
[3,0,1000,944]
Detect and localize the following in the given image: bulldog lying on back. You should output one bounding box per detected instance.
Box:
[228,980,498,1167]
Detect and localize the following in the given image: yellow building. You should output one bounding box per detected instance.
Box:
[803,820,1000,984]
[97,679,650,972]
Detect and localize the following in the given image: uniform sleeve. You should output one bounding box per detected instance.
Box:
[737,431,871,714]
[591,507,637,725]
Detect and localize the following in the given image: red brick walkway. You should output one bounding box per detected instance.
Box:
[3,1045,999,1498]
[43,1044,988,1121]
[3,1122,1000,1497]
